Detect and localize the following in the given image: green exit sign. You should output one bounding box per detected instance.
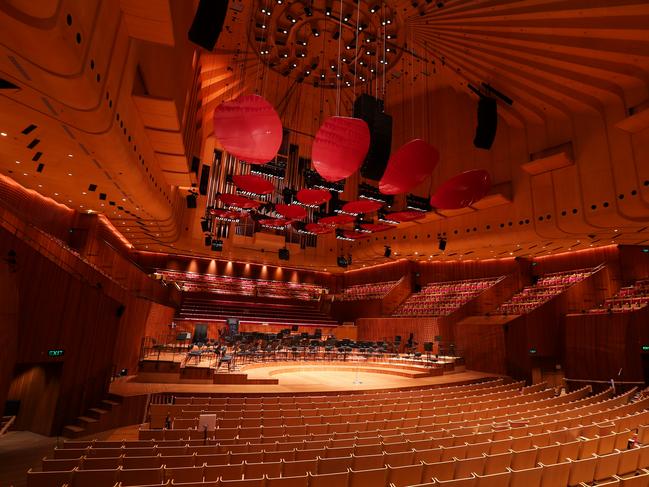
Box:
[529,348,538,354]
[48,349,64,357]
[642,345,649,352]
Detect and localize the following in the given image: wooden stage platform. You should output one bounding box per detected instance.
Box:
[110,363,497,397]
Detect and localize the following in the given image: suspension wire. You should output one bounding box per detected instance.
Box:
[411,30,415,139]
[382,6,386,101]
[335,0,343,116]
[352,0,361,104]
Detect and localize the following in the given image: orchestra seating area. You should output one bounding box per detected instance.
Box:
[588,280,649,314]
[494,269,596,315]
[177,296,339,327]
[337,280,400,301]
[393,278,503,317]
[157,271,327,301]
[28,379,649,487]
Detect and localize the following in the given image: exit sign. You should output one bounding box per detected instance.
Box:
[48,349,64,357]
[529,348,538,354]
[642,345,649,352]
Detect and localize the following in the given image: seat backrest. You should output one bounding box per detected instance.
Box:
[349,466,388,487]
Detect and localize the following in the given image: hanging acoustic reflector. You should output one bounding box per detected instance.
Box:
[430,169,491,209]
[275,204,307,220]
[232,174,274,195]
[218,193,260,209]
[311,116,370,181]
[305,223,335,234]
[342,230,372,240]
[209,208,245,220]
[379,139,440,195]
[259,218,291,228]
[296,188,332,206]
[213,94,282,164]
[341,199,383,215]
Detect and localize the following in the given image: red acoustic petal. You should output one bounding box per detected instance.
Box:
[385,211,426,222]
[379,139,440,195]
[360,223,395,232]
[296,188,332,206]
[213,94,283,164]
[342,199,383,214]
[319,214,355,226]
[342,231,372,240]
[232,174,274,195]
[218,193,260,209]
[209,209,244,220]
[305,223,335,234]
[275,204,307,220]
[312,117,370,182]
[430,170,491,209]
[259,218,291,228]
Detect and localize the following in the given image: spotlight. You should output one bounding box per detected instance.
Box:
[304,6,313,16]
[325,6,332,15]
[337,256,348,268]
[312,28,320,37]
[211,239,224,252]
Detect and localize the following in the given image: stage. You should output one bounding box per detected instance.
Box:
[110,365,497,396]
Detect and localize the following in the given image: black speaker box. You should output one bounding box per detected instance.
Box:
[186,194,197,209]
[188,0,229,51]
[199,165,210,195]
[116,305,126,318]
[473,97,498,150]
[279,248,290,261]
[353,94,392,181]
[438,239,447,251]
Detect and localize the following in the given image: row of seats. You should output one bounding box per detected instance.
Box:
[30,443,649,487]
[495,269,595,315]
[589,279,649,314]
[337,281,400,301]
[394,278,502,317]
[157,270,326,301]
[178,297,338,326]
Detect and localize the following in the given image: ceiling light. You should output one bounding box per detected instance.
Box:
[0,132,7,137]
[54,192,58,196]
[68,173,72,176]
[23,172,27,176]
[15,160,20,164]
[82,191,86,195]
[67,154,73,157]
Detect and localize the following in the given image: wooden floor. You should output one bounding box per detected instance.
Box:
[110,369,496,396]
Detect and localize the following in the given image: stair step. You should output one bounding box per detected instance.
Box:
[88,407,108,415]
[78,416,99,424]
[63,424,86,438]
[101,399,120,407]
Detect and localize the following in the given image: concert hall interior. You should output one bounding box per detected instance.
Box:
[2,1,649,486]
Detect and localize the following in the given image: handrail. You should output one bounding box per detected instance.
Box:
[0,415,15,436]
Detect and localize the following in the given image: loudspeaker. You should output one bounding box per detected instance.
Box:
[186,194,197,209]
[279,248,290,261]
[199,165,210,195]
[353,94,392,181]
[473,97,497,149]
[384,246,391,257]
[424,342,433,352]
[204,235,212,246]
[116,305,126,318]
[211,239,223,251]
[200,219,210,233]
[438,239,447,251]
[188,0,229,51]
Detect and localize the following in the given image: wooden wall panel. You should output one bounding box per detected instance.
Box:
[454,319,508,375]
[415,258,520,285]
[356,317,439,350]
[533,245,620,276]
[565,307,649,384]
[618,245,649,282]
[342,260,412,287]
[0,263,18,411]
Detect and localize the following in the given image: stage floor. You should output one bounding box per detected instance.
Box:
[110,368,497,396]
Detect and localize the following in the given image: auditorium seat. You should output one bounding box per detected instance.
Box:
[266,473,309,486]
[119,466,164,485]
[338,280,400,301]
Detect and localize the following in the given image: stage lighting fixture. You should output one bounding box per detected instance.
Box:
[279,248,290,260]
[438,238,447,251]
[200,218,210,232]
[337,256,348,268]
[204,235,212,246]
[211,239,224,251]
[304,6,313,16]
[186,193,197,208]
[384,246,391,257]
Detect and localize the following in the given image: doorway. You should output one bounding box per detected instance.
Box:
[642,353,649,386]
[7,362,63,436]
[193,324,208,344]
